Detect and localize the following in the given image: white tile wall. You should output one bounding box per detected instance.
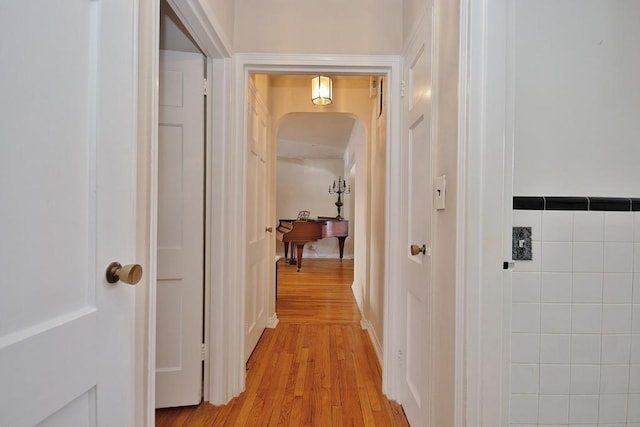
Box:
[570,364,600,394]
[541,304,571,333]
[512,333,540,363]
[510,394,538,424]
[630,365,640,393]
[540,364,570,394]
[513,272,542,302]
[603,274,633,303]
[574,211,604,242]
[542,242,573,272]
[573,242,604,272]
[605,212,634,242]
[628,394,640,422]
[540,334,571,363]
[573,273,603,303]
[511,209,639,426]
[602,335,631,364]
[571,334,601,364]
[599,394,627,423]
[541,273,572,303]
[631,335,640,363]
[569,394,599,424]
[604,243,634,273]
[600,365,630,393]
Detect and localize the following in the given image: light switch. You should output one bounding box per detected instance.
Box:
[512,227,532,260]
[434,175,446,210]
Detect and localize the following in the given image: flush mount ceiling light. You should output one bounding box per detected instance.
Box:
[311,75,332,106]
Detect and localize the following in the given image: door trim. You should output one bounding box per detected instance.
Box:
[234,53,403,400]
[456,0,511,425]
[138,0,233,423]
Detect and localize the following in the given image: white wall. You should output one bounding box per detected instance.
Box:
[233,0,402,54]
[403,0,427,46]
[430,2,460,425]
[203,0,234,48]
[344,119,369,314]
[513,0,640,197]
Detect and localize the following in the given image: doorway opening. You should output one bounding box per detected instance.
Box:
[145,4,403,414]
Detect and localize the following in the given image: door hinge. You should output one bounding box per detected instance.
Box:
[201,343,206,361]
[203,78,207,96]
[400,80,406,98]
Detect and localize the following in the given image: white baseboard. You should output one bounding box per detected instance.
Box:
[351,281,364,313]
[266,313,279,328]
[366,322,383,366]
[350,284,383,366]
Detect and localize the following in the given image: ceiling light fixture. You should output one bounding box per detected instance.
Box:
[311,75,332,106]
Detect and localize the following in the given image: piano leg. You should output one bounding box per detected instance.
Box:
[288,243,298,265]
[337,236,346,261]
[284,241,289,259]
[295,243,305,272]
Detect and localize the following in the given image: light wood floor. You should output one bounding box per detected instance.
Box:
[155,258,409,426]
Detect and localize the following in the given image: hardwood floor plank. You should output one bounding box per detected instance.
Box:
[293,347,308,397]
[155,259,409,426]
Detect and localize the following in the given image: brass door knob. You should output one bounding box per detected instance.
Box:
[410,244,427,256]
[265,227,273,233]
[106,262,143,285]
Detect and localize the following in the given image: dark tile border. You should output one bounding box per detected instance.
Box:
[589,197,631,211]
[514,196,640,212]
[546,197,588,211]
[513,196,544,210]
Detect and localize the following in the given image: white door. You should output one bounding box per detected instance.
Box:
[156,50,205,408]
[0,1,138,426]
[399,5,434,425]
[245,82,271,361]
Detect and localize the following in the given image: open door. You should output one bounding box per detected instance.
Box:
[398,5,434,424]
[0,1,138,425]
[245,80,272,361]
[156,49,205,408]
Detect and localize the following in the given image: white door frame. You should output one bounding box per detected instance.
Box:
[138,0,233,423]
[234,54,404,400]
[456,0,511,425]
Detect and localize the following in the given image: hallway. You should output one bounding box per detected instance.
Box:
[155,259,409,426]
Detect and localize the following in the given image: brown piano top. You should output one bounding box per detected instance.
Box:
[277,218,348,242]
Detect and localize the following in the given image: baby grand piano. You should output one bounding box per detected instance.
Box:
[276,217,349,271]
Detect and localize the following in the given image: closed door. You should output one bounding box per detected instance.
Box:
[156,50,205,408]
[399,5,434,425]
[0,1,138,425]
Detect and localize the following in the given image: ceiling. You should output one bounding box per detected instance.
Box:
[277,113,356,159]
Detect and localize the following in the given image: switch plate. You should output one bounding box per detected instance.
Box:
[512,227,532,261]
[434,175,446,210]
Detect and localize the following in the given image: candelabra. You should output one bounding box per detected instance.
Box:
[328,176,350,220]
